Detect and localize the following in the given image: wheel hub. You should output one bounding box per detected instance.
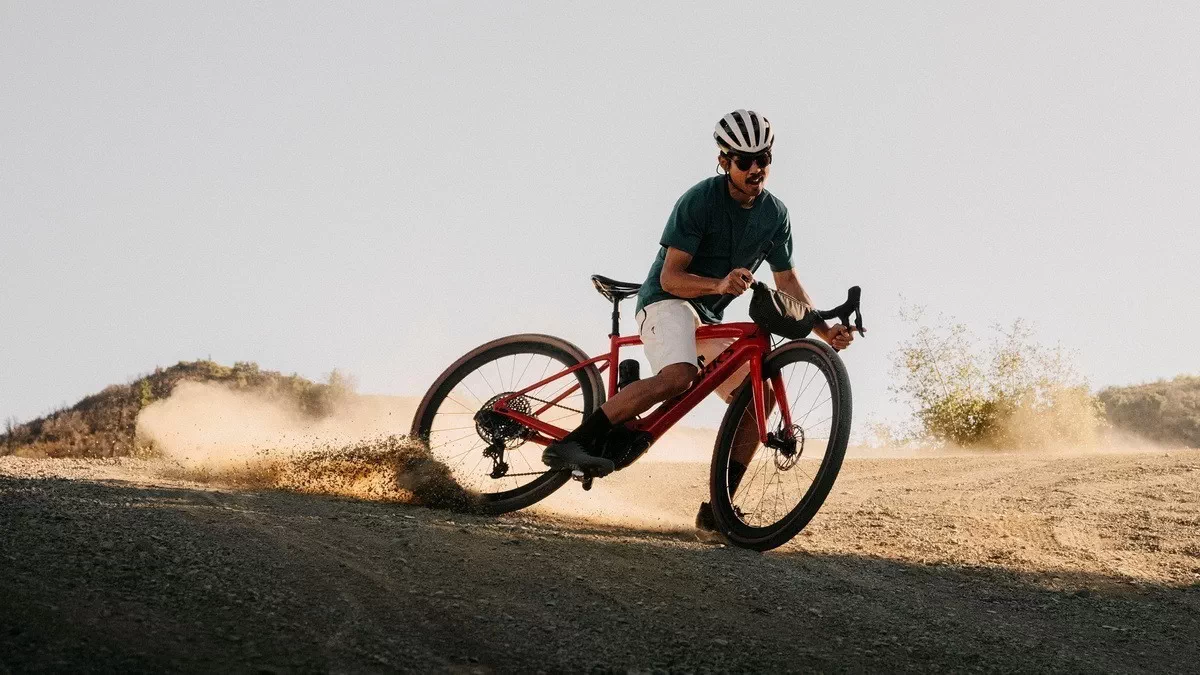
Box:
[766,424,805,471]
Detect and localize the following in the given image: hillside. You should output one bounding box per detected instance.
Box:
[0,361,349,458]
[1100,375,1200,448]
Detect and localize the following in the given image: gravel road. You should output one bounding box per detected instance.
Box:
[2,450,1197,672]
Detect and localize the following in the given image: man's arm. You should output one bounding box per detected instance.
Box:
[661,247,752,299]
[772,268,854,349]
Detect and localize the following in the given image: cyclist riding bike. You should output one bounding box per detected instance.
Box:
[542,109,856,537]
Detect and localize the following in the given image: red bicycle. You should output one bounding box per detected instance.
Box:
[412,275,864,550]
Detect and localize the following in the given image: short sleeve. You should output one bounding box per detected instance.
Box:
[766,210,794,272]
[659,190,705,255]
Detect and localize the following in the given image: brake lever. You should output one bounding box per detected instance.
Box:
[830,286,866,343]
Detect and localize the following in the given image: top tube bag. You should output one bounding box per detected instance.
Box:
[748,283,818,340]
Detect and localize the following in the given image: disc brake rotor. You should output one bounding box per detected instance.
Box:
[770,424,805,471]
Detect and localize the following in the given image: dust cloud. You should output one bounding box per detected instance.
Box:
[530,428,716,531]
[136,381,420,465]
[136,382,475,509]
[853,427,1176,459]
[530,462,705,532]
[134,382,1174,525]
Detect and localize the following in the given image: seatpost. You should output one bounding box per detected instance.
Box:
[610,299,621,337]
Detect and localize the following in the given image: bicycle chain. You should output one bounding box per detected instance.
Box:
[501,391,581,477]
[501,469,568,478]
[520,394,584,415]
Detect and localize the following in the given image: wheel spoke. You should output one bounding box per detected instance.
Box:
[445,394,476,413]
[430,431,480,451]
[415,344,597,502]
[720,347,847,537]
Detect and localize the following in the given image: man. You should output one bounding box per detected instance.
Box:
[544,109,855,535]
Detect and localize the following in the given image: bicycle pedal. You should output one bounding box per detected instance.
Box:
[570,469,595,490]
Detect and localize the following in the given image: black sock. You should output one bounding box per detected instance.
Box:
[728,461,748,495]
[563,408,613,448]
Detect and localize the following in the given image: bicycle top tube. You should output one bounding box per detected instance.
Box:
[610,321,764,348]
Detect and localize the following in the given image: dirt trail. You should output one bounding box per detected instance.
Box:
[2,450,1198,672]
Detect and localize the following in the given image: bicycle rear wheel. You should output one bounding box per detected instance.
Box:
[709,339,852,551]
[411,334,605,514]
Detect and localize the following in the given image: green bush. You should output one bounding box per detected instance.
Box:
[890,308,1104,449]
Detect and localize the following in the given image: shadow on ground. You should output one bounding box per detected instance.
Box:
[1,475,1196,673]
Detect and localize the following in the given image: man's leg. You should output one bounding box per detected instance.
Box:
[695,342,775,534]
[539,364,696,475]
[598,363,695,423]
[728,388,775,495]
[543,300,700,475]
[699,338,779,497]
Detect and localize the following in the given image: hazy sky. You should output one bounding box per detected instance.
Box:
[3,2,1198,430]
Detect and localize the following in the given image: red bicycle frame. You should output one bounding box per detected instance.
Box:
[491,322,795,449]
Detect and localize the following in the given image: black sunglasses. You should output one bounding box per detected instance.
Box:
[727,151,772,171]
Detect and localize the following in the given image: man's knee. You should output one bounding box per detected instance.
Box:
[654,363,697,398]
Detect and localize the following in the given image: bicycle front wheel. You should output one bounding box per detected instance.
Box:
[709,339,852,551]
[411,334,605,514]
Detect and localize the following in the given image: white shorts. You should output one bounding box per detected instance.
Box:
[635,299,750,403]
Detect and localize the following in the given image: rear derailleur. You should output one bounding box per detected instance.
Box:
[482,441,509,479]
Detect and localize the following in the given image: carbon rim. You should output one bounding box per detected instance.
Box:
[724,346,841,532]
[420,346,594,498]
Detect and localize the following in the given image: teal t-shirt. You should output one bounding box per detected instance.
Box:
[636,176,794,324]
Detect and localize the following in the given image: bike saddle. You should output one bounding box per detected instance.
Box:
[591,275,642,303]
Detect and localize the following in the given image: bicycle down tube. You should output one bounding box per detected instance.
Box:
[492,322,795,449]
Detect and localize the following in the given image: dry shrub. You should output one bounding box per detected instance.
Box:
[891,307,1105,450]
[1099,376,1200,448]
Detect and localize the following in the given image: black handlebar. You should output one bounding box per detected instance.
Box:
[712,240,866,338]
[814,285,866,337]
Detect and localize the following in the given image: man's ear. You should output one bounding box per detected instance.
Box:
[717,154,730,173]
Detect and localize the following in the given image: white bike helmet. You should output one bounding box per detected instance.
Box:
[714,109,774,154]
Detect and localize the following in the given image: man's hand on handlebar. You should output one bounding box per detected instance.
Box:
[816,323,855,350]
[716,268,754,297]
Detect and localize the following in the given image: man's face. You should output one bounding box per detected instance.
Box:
[720,151,771,197]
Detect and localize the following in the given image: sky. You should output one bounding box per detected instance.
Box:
[2,2,1198,431]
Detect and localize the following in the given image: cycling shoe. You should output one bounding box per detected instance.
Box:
[542,440,615,477]
[694,501,748,545]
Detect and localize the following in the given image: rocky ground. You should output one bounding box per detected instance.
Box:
[1,449,1198,673]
